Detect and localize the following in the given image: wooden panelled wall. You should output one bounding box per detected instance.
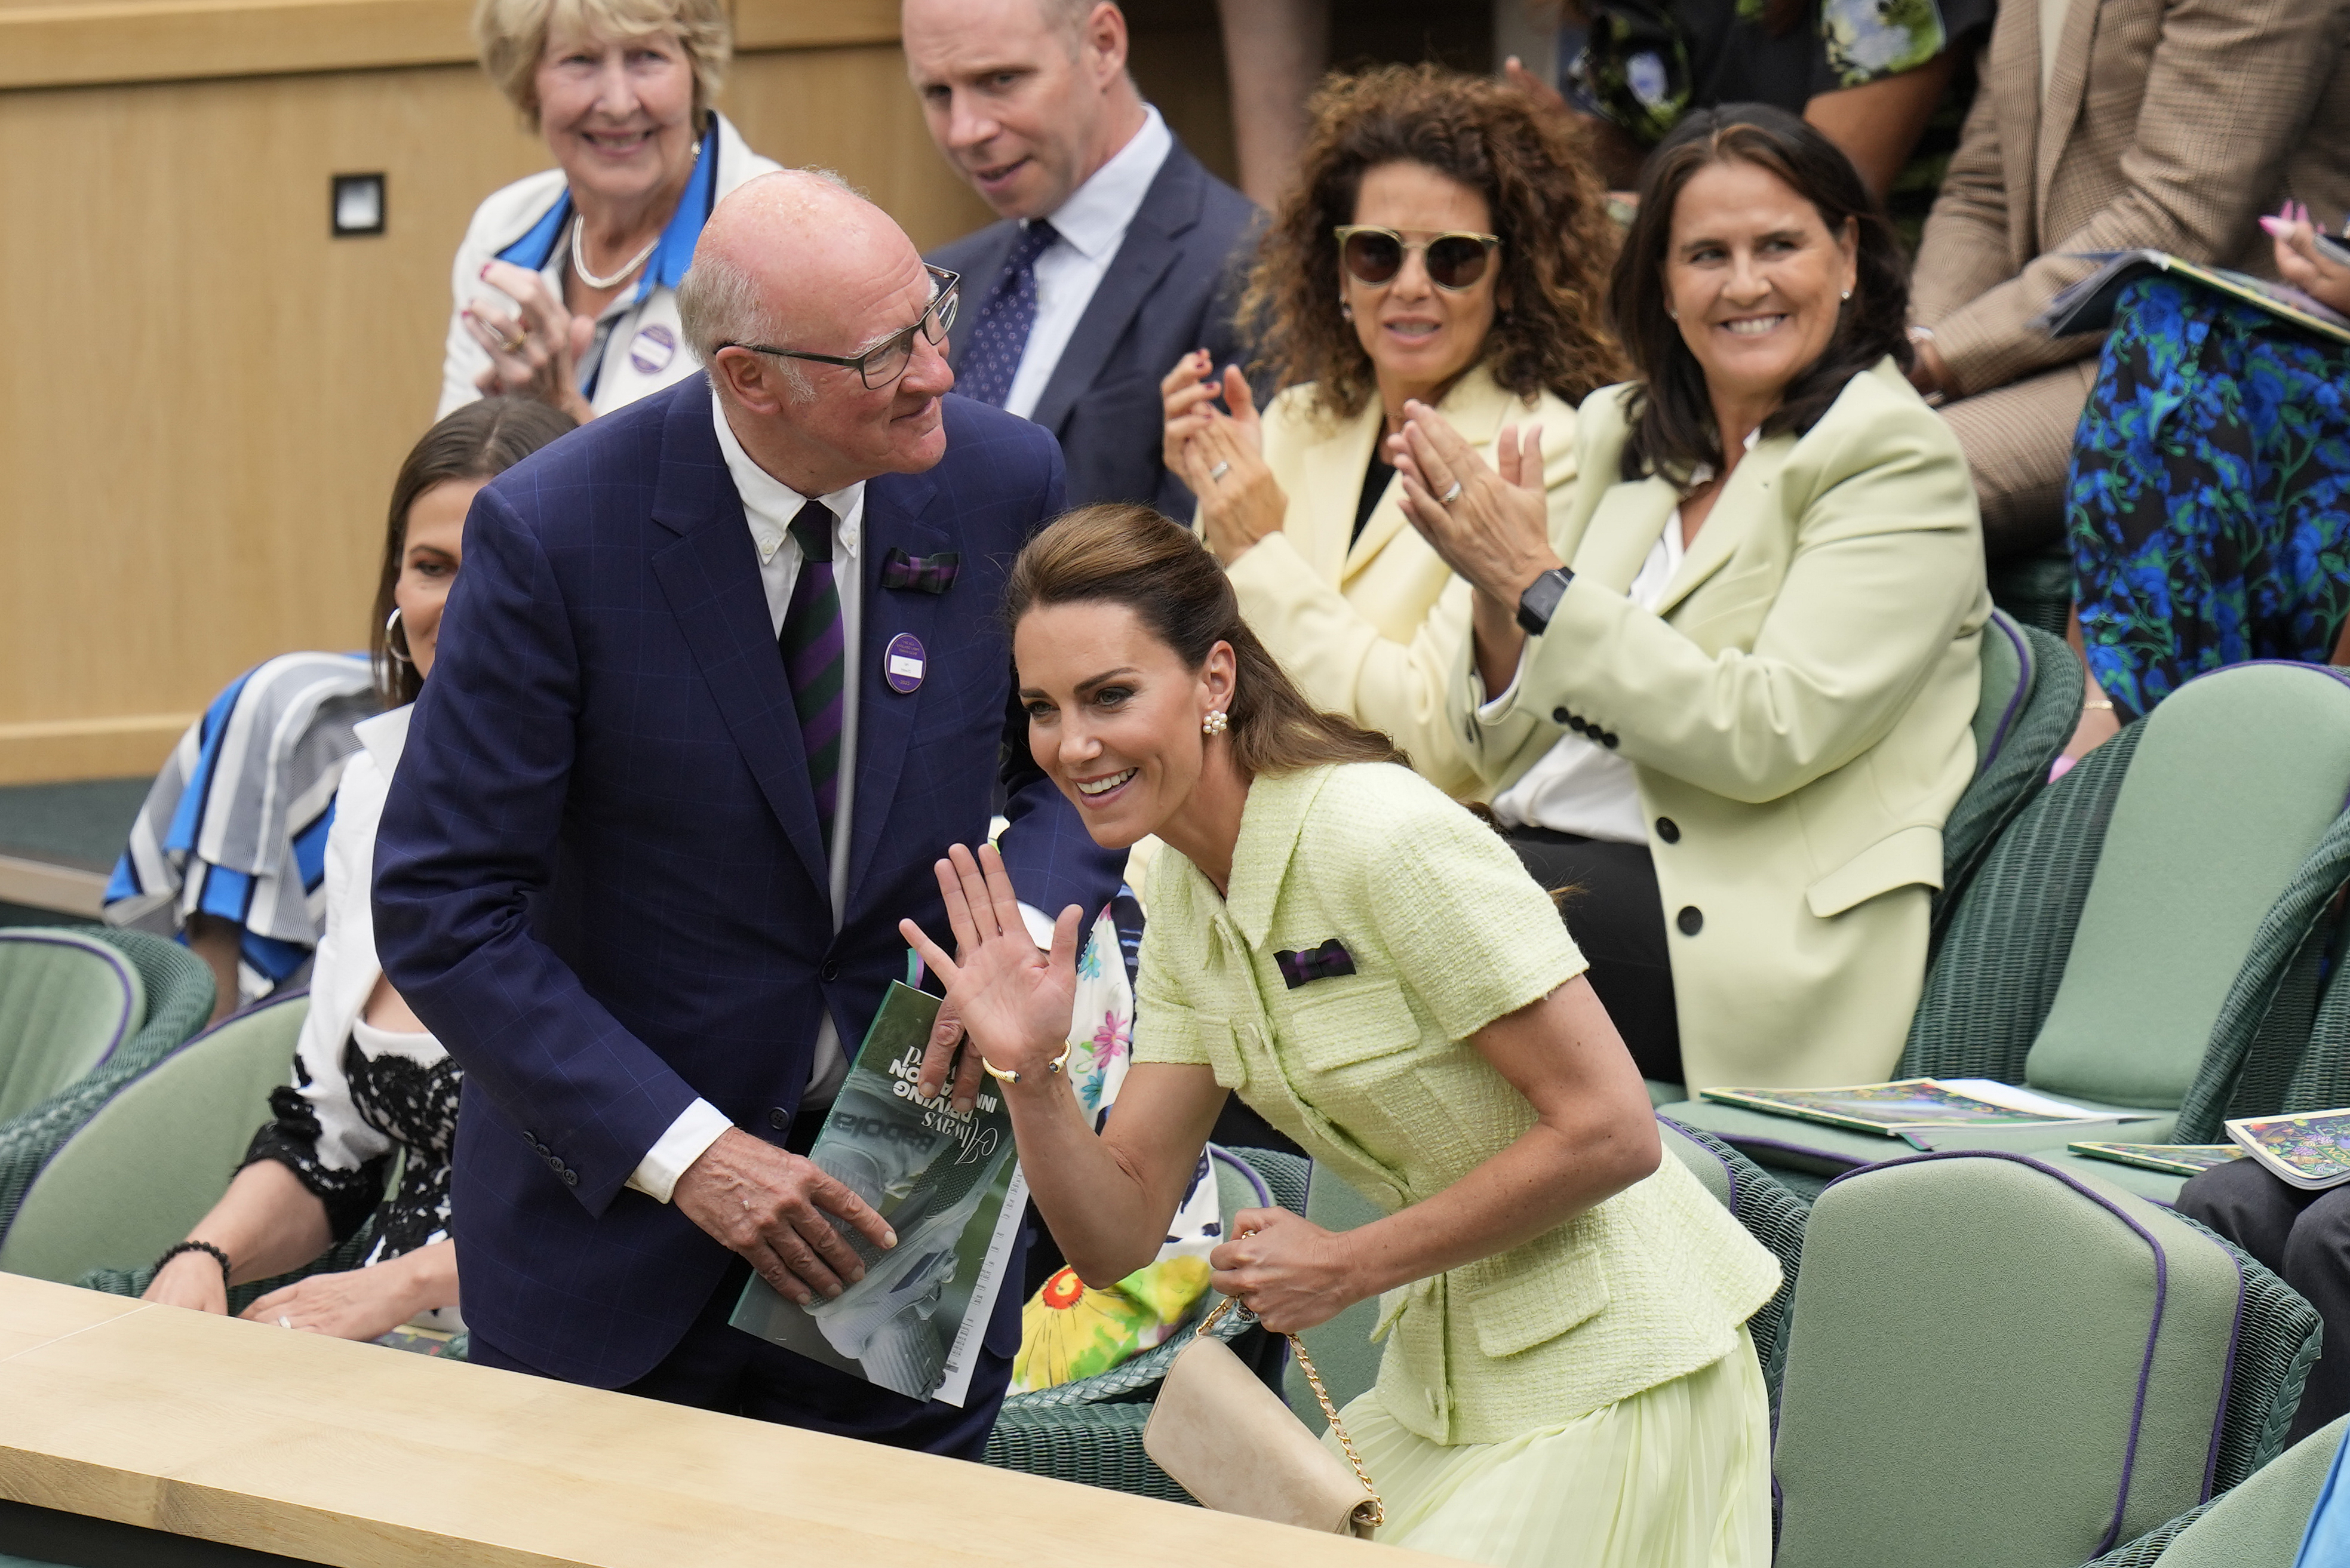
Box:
[0,0,1236,784]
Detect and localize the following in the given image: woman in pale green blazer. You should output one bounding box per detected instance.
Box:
[901,506,1780,1568]
[1392,106,1987,1095]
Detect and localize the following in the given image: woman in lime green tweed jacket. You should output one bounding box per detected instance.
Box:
[902,507,1781,1568]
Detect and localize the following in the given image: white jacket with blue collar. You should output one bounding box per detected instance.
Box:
[436,112,780,420]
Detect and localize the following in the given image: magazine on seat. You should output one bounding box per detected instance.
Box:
[1697,1077,2136,1137]
[2033,248,2350,347]
[2223,1109,2350,1191]
[729,980,1027,1407]
[2066,1142,2246,1179]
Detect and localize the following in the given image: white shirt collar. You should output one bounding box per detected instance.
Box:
[1036,104,1173,261]
[709,392,864,565]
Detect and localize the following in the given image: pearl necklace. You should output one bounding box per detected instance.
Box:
[569,213,661,290]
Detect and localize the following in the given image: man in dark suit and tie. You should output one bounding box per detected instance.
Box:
[370,170,1123,1455]
[905,0,1260,518]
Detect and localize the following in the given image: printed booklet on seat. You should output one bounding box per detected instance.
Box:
[729,980,1026,1407]
[1697,1077,2133,1137]
[2223,1109,2350,1192]
[2066,1142,2247,1179]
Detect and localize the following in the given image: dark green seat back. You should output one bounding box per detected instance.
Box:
[0,992,305,1283]
[0,930,144,1125]
[1774,1152,2294,1568]
[1937,614,2082,936]
[2026,665,2350,1110]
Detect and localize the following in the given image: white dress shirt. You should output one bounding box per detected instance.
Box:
[1000,105,1174,420]
[623,395,868,1203]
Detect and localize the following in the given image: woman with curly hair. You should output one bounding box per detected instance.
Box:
[1160,63,1626,798]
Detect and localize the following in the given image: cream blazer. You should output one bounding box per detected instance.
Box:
[1219,367,1578,798]
[1133,763,1779,1445]
[1461,361,1989,1093]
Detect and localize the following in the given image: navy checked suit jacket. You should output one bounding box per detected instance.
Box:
[928,139,1260,519]
[371,378,1123,1388]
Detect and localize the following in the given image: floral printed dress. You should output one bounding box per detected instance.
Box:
[1560,0,1993,238]
[2066,275,2350,720]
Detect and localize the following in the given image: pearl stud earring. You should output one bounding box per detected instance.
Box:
[1202,711,1229,736]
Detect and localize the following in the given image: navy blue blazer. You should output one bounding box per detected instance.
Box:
[927,138,1260,519]
[371,377,1123,1389]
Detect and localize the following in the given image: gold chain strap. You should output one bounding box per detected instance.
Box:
[1198,1297,1386,1529]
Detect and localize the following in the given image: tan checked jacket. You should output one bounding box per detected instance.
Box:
[1913,0,2350,399]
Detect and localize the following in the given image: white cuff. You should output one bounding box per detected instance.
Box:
[1474,642,1537,724]
[625,1098,734,1204]
[1017,901,1056,950]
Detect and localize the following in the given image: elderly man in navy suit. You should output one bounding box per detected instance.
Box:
[371,170,1122,1456]
[906,0,1260,518]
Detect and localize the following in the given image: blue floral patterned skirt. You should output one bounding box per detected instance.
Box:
[2066,275,2350,720]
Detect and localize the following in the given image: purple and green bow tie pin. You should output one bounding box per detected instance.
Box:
[880,549,960,594]
[1274,939,1356,990]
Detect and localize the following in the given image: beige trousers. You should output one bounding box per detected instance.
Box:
[1937,359,2101,559]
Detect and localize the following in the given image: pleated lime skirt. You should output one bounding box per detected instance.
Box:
[1325,1328,1771,1568]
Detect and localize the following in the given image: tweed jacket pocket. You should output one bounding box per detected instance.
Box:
[1464,1240,1611,1359]
[1287,978,1420,1075]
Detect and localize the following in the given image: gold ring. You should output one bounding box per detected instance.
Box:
[502,331,527,353]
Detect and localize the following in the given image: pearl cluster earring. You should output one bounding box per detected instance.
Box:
[1202,711,1229,736]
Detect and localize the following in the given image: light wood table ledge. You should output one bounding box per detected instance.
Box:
[0,1273,1427,1568]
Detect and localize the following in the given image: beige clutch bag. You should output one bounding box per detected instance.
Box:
[1142,1298,1384,1539]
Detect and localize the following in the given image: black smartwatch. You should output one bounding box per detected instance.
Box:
[1516,567,1574,635]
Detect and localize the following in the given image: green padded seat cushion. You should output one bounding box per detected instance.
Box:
[2028,665,2350,1111]
[1286,1162,1386,1429]
[1971,608,2030,764]
[0,930,145,1126]
[2153,1416,2346,1566]
[1775,1152,2246,1568]
[0,992,306,1284]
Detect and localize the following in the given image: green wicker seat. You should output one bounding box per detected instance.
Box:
[1666,663,2350,1178]
[0,928,145,1126]
[0,990,303,1284]
[982,1145,1308,1501]
[1773,1151,2320,1568]
[1657,1117,1808,1412]
[2086,1416,2346,1567]
[1936,612,2083,940]
[0,927,214,1234]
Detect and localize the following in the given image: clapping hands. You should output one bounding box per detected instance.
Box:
[462,260,598,423]
[1161,351,1286,562]
[1387,400,1561,610]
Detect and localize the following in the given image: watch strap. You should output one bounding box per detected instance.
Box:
[1516,568,1574,636]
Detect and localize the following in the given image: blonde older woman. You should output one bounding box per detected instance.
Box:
[1161,65,1625,798]
[438,0,779,421]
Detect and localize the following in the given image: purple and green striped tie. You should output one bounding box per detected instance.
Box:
[780,499,844,851]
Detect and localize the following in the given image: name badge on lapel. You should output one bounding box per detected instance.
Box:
[881,549,960,594]
[884,632,926,694]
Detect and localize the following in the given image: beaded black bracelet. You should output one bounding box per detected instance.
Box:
[154,1240,231,1287]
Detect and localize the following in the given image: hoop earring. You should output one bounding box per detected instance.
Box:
[385,607,414,667]
[1202,710,1228,736]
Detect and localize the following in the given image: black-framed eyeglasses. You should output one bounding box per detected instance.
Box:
[1334,227,1503,291]
[721,265,960,390]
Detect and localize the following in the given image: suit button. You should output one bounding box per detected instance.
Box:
[1551,706,1571,725]
[1676,906,1704,936]
[819,960,840,982]
[1568,715,1587,734]
[1601,731,1620,749]
[768,1107,792,1133]
[1655,817,1681,843]
[563,1169,579,1187]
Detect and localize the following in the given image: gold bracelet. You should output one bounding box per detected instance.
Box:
[979,1044,1073,1086]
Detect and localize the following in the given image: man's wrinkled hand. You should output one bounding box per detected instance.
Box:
[671,1128,896,1305]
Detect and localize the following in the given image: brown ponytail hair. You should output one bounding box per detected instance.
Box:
[1005,505,1409,777]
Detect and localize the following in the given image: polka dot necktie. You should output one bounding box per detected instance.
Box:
[779,499,844,853]
[956,219,1061,408]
